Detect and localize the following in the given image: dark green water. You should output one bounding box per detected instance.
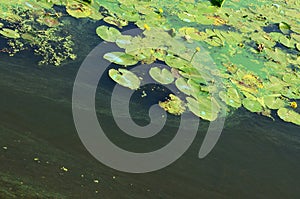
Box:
[1,28,300,199]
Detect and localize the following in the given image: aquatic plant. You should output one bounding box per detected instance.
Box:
[0,0,76,66]
[159,94,186,115]
[149,67,174,85]
[0,0,299,125]
[108,68,140,90]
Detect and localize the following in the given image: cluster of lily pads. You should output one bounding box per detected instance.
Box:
[97,0,299,125]
[0,0,299,125]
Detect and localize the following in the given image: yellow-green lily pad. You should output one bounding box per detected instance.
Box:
[242,98,263,112]
[277,108,300,125]
[149,67,174,85]
[219,87,242,108]
[108,68,140,90]
[96,26,121,42]
[279,22,291,34]
[0,28,20,39]
[186,96,220,121]
[104,52,138,66]
[263,96,285,109]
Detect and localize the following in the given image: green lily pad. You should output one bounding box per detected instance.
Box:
[108,68,140,90]
[282,73,300,85]
[149,67,174,85]
[263,96,285,109]
[279,35,295,48]
[165,55,191,69]
[116,35,133,48]
[186,96,220,121]
[96,26,121,42]
[279,22,291,34]
[175,78,193,96]
[219,87,242,108]
[0,28,20,39]
[242,98,263,113]
[277,108,300,125]
[104,52,138,66]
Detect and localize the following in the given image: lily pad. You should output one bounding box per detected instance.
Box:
[149,67,174,85]
[108,68,140,90]
[242,98,263,112]
[277,108,300,125]
[263,96,285,109]
[116,35,132,48]
[175,78,193,96]
[96,26,121,42]
[186,96,220,121]
[0,28,20,39]
[165,55,191,69]
[219,87,242,108]
[279,22,291,34]
[104,52,138,66]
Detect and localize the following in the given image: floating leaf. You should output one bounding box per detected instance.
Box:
[0,28,20,39]
[219,87,242,108]
[279,22,291,34]
[263,96,285,109]
[277,108,300,125]
[96,26,121,42]
[242,98,263,112]
[279,35,295,48]
[116,35,132,48]
[149,67,174,85]
[186,96,220,121]
[175,78,193,96]
[165,55,191,69]
[109,68,140,90]
[104,52,138,66]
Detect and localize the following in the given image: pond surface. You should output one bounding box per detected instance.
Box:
[1,2,300,198]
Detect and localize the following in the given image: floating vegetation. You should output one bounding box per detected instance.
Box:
[0,28,20,39]
[0,0,76,66]
[104,52,138,66]
[0,0,299,125]
[149,67,174,85]
[159,94,186,115]
[96,25,121,42]
[108,68,140,90]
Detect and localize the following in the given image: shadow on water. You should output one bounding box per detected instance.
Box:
[0,35,300,199]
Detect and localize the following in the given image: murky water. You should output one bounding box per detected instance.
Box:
[1,22,300,199]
